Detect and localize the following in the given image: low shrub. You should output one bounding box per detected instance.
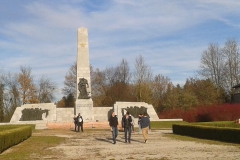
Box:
[193,121,240,128]
[0,124,35,132]
[172,123,240,143]
[0,125,32,153]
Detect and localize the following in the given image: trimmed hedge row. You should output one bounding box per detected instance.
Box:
[0,126,32,153]
[0,124,35,132]
[172,124,240,143]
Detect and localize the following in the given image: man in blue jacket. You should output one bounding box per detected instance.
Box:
[140,112,151,143]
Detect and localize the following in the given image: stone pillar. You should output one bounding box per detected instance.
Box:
[75,27,94,121]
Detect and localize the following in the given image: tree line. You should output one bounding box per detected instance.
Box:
[0,66,56,122]
[1,38,240,122]
[60,39,240,112]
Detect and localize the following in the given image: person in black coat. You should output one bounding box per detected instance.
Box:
[138,113,143,134]
[73,115,78,132]
[109,111,118,144]
[122,111,132,143]
[77,113,84,132]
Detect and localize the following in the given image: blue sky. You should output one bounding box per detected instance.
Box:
[1,0,240,101]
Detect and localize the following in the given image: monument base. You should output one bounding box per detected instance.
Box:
[75,99,94,122]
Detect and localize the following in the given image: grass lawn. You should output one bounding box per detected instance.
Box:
[0,134,65,160]
[192,121,240,128]
[150,121,187,129]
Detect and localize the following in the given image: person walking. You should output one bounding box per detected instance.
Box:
[129,114,135,133]
[138,113,143,134]
[109,111,118,144]
[77,113,84,132]
[140,112,151,143]
[122,111,132,143]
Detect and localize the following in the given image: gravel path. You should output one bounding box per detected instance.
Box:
[36,129,240,160]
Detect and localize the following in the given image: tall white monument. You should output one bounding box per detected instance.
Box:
[75,27,94,121]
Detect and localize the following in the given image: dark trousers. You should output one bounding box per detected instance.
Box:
[74,122,77,131]
[112,126,118,143]
[124,126,131,142]
[77,122,83,132]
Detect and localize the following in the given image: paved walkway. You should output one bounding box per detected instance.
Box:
[47,121,110,130]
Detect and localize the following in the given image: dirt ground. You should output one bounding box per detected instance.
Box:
[32,125,240,160]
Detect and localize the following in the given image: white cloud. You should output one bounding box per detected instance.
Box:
[1,0,240,100]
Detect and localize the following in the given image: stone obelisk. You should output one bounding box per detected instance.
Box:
[75,27,94,121]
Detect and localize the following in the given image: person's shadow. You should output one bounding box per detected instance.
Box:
[95,136,143,144]
[95,137,113,144]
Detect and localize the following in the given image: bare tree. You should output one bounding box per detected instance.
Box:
[151,74,172,110]
[37,76,57,103]
[221,39,240,99]
[198,43,225,103]
[0,83,4,122]
[91,59,134,106]
[62,62,77,98]
[1,72,21,121]
[114,59,131,84]
[133,55,153,102]
[198,43,224,87]
[18,66,39,104]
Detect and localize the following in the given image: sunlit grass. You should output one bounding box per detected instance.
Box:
[192,121,240,128]
[151,121,188,129]
[0,134,65,160]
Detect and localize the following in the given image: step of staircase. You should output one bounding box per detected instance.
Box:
[35,120,48,130]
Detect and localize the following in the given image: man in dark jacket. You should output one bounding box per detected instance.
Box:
[77,113,84,132]
[122,111,132,143]
[109,111,118,144]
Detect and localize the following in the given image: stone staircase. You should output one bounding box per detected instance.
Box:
[35,120,48,130]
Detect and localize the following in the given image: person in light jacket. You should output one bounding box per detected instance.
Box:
[77,113,84,132]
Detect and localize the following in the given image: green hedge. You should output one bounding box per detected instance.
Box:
[0,126,32,153]
[0,124,35,132]
[172,124,240,143]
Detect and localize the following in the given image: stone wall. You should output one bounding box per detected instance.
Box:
[10,103,57,122]
[113,101,159,121]
[56,108,74,122]
[93,107,113,122]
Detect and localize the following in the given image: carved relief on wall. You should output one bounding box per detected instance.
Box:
[121,106,148,118]
[20,108,49,121]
